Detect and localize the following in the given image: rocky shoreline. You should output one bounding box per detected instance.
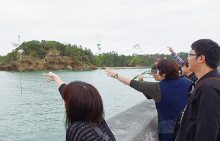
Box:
[97,66,147,69]
[0,49,97,72]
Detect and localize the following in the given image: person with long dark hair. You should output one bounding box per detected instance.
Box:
[105,59,190,141]
[43,72,115,141]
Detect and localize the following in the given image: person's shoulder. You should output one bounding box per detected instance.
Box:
[67,121,91,132]
[179,78,191,84]
[197,75,220,93]
[179,77,190,81]
[196,81,220,100]
[201,78,220,88]
[67,122,91,135]
[202,72,220,83]
[66,121,96,141]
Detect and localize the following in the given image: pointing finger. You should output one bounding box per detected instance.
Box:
[43,73,48,76]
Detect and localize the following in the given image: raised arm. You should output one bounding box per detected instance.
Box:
[105,68,132,85]
[167,46,175,54]
[42,72,64,88]
[167,46,184,65]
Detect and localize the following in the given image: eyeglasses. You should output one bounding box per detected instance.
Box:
[188,53,197,57]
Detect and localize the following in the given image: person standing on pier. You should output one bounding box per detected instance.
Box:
[174,39,220,141]
[105,59,190,141]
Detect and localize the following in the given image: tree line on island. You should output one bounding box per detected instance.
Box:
[0,40,189,68]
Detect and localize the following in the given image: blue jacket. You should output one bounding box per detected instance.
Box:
[156,78,190,141]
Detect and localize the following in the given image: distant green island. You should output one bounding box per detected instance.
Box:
[0,40,188,71]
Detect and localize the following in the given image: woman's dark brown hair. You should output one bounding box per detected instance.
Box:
[156,59,179,79]
[63,81,105,129]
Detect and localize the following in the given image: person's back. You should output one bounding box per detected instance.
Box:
[67,121,114,141]
[157,78,190,140]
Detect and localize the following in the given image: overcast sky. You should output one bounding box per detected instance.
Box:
[0,0,220,56]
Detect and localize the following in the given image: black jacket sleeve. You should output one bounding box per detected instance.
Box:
[58,83,66,99]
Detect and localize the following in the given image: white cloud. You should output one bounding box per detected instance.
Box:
[0,0,220,56]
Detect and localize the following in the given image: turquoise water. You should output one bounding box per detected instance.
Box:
[0,69,155,141]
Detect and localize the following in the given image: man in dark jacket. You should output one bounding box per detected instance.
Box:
[174,39,220,141]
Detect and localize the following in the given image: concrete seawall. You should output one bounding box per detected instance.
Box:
[107,99,159,141]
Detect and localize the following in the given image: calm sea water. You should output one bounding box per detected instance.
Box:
[0,69,155,141]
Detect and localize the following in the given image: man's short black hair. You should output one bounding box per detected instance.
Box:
[191,39,220,69]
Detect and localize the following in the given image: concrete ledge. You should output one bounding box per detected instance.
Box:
[107,99,158,141]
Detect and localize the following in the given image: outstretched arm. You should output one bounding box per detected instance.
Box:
[105,68,161,102]
[42,72,64,88]
[105,68,132,85]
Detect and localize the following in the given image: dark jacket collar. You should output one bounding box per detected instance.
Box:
[197,69,219,83]
[187,72,195,79]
